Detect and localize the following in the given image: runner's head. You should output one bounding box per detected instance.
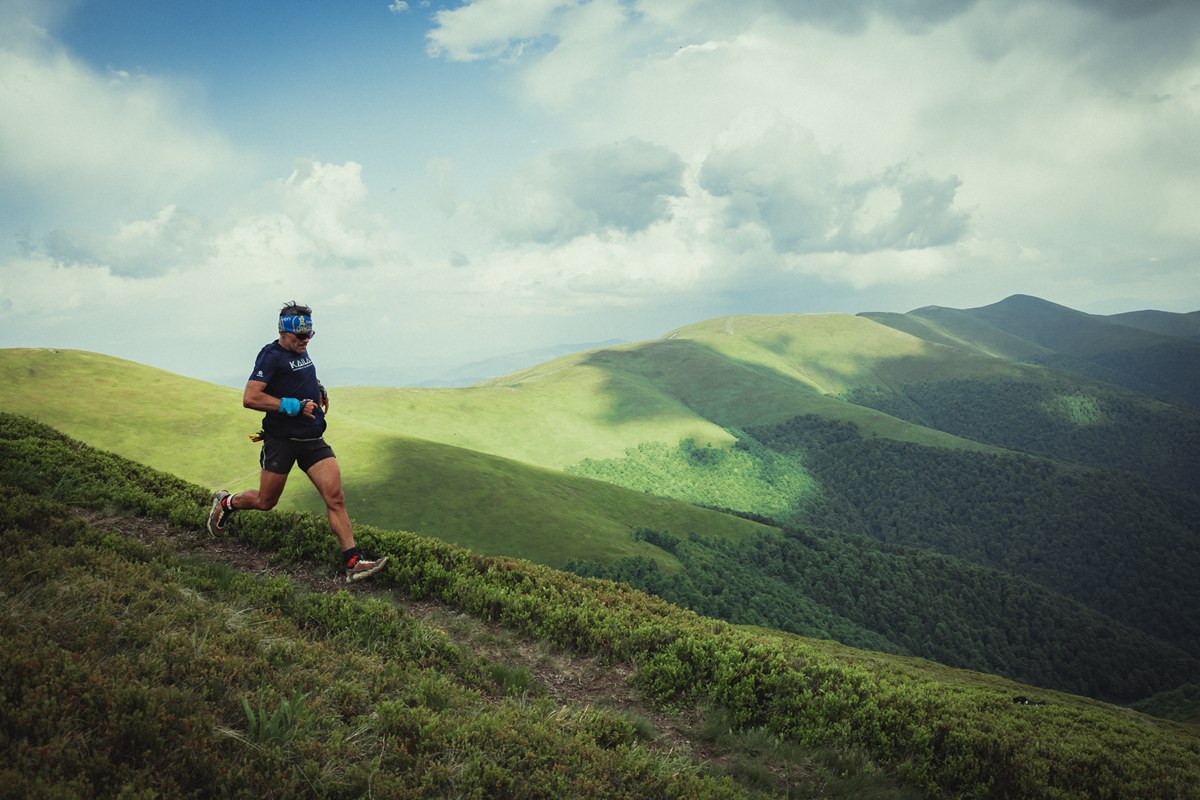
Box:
[279,301,313,335]
[278,301,314,349]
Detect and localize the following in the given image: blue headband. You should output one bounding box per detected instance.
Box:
[279,315,313,333]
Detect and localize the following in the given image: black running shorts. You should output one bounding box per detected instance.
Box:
[260,436,336,475]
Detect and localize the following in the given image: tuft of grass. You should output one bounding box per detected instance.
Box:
[236,687,311,746]
[488,662,537,697]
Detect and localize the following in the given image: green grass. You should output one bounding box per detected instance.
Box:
[0,309,1182,577]
[860,308,1054,361]
[334,346,737,470]
[0,348,261,488]
[291,433,776,569]
[4,413,1199,799]
[0,348,776,569]
[664,313,1024,393]
[0,493,754,799]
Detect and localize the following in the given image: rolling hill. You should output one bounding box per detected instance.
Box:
[3,414,1198,799]
[863,294,1200,409]
[4,293,1199,716]
[0,348,774,569]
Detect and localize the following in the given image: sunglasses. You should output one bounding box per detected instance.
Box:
[291,331,315,340]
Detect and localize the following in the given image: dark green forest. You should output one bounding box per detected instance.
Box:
[569,412,1200,705]
[569,525,1198,703]
[750,415,1200,658]
[840,378,1200,493]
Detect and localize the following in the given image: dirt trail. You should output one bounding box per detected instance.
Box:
[73,508,718,767]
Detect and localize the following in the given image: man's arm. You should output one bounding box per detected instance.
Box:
[243,380,316,418]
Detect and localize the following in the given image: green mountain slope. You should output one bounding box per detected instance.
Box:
[569,521,1200,704]
[331,324,999,475]
[567,419,1200,697]
[745,416,1200,658]
[297,432,778,568]
[0,348,775,569]
[841,375,1200,494]
[0,348,262,488]
[1108,309,1200,341]
[5,293,1198,715]
[866,295,1200,408]
[4,415,1199,800]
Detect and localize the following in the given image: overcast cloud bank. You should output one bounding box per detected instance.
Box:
[1,0,1197,380]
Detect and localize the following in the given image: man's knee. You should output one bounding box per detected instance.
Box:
[255,495,281,511]
[323,485,346,511]
[238,493,279,511]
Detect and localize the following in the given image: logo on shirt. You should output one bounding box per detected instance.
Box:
[289,357,314,371]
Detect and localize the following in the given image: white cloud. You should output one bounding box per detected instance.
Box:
[481,139,686,244]
[15,160,401,278]
[426,0,580,61]
[0,36,243,226]
[271,161,404,267]
[425,0,1199,309]
[4,0,1199,386]
[697,110,970,255]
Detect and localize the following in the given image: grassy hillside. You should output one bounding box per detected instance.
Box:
[335,346,738,470]
[4,414,1199,799]
[0,348,262,488]
[332,317,1013,471]
[0,348,774,569]
[7,297,1199,715]
[857,309,1052,361]
[6,299,1199,713]
[662,313,1027,394]
[295,432,777,569]
[867,296,1200,408]
[1108,309,1200,341]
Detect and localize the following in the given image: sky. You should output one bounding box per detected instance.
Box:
[2,0,1198,385]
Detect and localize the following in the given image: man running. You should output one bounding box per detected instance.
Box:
[206,301,388,583]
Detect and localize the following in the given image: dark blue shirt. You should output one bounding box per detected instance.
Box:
[248,341,327,439]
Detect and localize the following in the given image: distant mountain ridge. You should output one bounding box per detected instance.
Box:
[862,294,1200,408]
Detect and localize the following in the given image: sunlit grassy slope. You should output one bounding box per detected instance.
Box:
[333,346,740,470]
[858,309,1054,360]
[0,348,262,488]
[334,315,1007,469]
[7,305,1182,566]
[662,312,1039,391]
[0,348,773,568]
[290,432,777,568]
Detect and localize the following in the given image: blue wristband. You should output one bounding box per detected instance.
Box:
[280,397,301,416]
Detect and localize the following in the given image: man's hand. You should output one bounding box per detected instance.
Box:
[300,399,317,419]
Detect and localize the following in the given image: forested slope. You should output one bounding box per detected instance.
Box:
[569,418,1200,703]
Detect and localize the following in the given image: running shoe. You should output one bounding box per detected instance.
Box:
[207,490,232,536]
[344,555,389,583]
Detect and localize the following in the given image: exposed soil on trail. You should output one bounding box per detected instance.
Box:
[72,508,721,771]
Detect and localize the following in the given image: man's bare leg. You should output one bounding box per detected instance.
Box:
[305,456,354,552]
[232,470,290,512]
